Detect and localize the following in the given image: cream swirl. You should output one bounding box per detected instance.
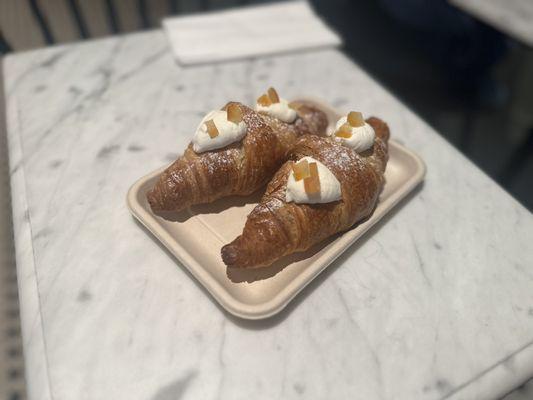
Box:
[285,157,342,204]
[192,110,247,153]
[330,116,375,152]
[256,98,297,123]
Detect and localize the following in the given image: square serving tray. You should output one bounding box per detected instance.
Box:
[127,99,426,319]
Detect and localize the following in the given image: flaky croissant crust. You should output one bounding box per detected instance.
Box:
[147,101,328,212]
[221,117,390,269]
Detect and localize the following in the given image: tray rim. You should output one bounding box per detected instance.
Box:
[126,99,427,320]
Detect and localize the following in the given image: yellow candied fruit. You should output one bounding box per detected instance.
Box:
[227,104,243,123]
[347,111,364,127]
[292,159,310,181]
[304,162,320,195]
[267,87,280,103]
[205,119,219,138]
[335,123,353,138]
[257,94,272,107]
[288,101,300,110]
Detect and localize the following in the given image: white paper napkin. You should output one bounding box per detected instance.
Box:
[163,1,342,65]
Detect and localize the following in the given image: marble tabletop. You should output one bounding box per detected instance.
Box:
[448,0,533,47]
[3,30,533,400]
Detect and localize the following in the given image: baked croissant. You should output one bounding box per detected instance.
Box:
[221,117,390,269]
[147,101,328,212]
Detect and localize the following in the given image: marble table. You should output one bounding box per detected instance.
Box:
[448,0,533,47]
[3,30,533,400]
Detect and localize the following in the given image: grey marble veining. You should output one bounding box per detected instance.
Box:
[3,31,533,400]
[449,0,533,47]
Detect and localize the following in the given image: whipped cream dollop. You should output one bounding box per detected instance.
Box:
[256,98,297,123]
[192,110,247,153]
[285,157,342,204]
[330,116,375,152]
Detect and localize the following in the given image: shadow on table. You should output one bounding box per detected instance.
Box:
[133,181,424,331]
[151,189,263,223]
[150,370,199,400]
[225,234,339,283]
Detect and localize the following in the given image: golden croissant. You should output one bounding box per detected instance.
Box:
[147,101,328,212]
[221,117,390,268]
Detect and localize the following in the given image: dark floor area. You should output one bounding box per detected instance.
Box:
[311,0,533,210]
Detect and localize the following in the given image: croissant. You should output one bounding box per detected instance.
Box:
[147,101,328,212]
[221,117,390,268]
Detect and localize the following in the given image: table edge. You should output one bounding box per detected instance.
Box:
[2,55,53,400]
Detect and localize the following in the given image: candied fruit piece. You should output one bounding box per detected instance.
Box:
[347,111,364,127]
[257,94,272,107]
[304,162,321,195]
[227,104,243,123]
[335,123,353,138]
[292,159,310,181]
[267,87,280,103]
[205,119,219,138]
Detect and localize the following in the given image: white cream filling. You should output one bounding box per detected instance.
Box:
[192,110,247,153]
[329,116,375,152]
[256,98,297,123]
[285,157,342,204]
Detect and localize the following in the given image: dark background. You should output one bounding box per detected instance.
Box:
[312,0,533,211]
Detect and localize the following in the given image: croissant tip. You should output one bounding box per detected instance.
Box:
[146,190,161,212]
[221,243,239,268]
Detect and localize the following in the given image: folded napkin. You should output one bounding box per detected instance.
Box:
[163,1,342,65]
